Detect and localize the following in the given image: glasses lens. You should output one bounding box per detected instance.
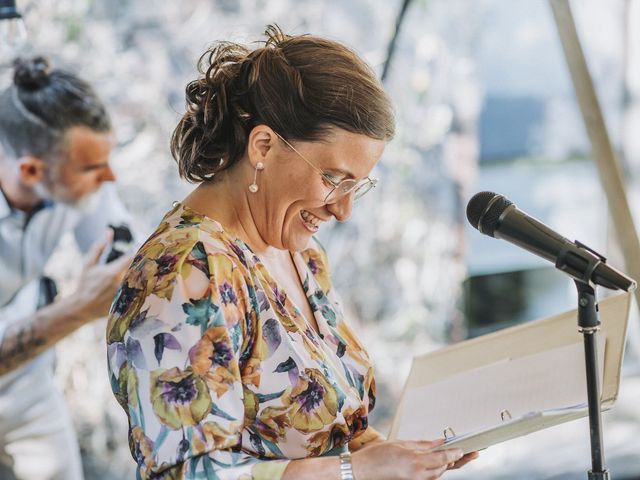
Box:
[325,179,376,203]
[339,179,357,194]
[324,179,351,203]
[353,180,374,200]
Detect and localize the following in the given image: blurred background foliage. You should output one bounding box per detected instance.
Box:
[2,0,640,478]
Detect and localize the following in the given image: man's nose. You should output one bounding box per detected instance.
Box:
[100,165,116,182]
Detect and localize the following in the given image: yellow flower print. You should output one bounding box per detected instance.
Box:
[189,327,240,398]
[152,252,184,300]
[256,405,291,443]
[241,356,263,389]
[342,404,369,438]
[208,254,251,328]
[336,321,370,365]
[240,309,267,388]
[125,255,159,292]
[147,218,171,241]
[288,368,339,434]
[150,367,212,430]
[125,362,140,408]
[130,426,156,471]
[151,463,187,480]
[137,241,167,264]
[254,263,298,333]
[191,420,242,453]
[306,404,369,456]
[306,422,350,457]
[113,361,138,411]
[243,386,260,426]
[164,221,200,245]
[177,209,204,228]
[107,282,148,343]
[136,231,200,301]
[301,248,331,293]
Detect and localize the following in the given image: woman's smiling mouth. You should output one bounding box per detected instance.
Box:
[300,209,322,232]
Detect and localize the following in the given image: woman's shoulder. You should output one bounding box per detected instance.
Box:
[135,203,248,271]
[108,206,250,341]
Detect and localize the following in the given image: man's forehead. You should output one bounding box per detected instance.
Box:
[63,126,113,163]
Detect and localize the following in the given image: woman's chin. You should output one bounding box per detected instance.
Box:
[283,233,313,253]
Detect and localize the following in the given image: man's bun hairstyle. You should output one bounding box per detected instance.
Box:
[13,56,52,91]
[0,56,111,160]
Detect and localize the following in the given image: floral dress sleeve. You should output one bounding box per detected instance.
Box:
[107,238,289,480]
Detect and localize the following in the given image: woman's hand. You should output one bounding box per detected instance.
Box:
[351,438,475,480]
[447,449,480,469]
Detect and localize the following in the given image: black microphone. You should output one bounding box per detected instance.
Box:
[466,191,636,292]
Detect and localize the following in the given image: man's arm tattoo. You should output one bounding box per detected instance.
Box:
[0,323,47,371]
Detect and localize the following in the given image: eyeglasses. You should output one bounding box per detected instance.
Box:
[273,132,378,204]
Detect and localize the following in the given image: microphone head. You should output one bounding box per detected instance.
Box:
[466,191,513,237]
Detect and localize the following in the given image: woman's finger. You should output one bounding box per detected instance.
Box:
[424,464,448,480]
[402,438,446,451]
[448,451,480,469]
[422,449,464,469]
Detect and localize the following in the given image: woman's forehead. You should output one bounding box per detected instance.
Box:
[306,130,385,177]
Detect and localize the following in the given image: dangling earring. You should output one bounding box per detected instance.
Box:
[248,161,264,193]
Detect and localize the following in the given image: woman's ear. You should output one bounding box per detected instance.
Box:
[246,125,275,168]
[17,156,46,186]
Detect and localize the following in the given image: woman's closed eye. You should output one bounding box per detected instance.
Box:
[321,173,344,187]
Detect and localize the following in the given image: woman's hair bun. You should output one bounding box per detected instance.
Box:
[13,56,52,91]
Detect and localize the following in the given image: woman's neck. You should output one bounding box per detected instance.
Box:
[182,167,274,255]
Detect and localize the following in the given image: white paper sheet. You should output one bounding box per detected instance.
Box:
[395,339,605,441]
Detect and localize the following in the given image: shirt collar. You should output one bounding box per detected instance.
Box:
[0,186,54,222]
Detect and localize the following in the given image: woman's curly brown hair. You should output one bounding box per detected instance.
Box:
[171,25,395,183]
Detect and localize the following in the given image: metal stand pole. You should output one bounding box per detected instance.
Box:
[575,281,610,480]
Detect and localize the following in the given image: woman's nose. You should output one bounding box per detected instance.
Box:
[327,192,354,222]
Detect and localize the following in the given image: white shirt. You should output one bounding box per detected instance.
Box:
[0,183,131,380]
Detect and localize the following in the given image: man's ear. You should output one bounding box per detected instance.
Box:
[246,125,275,168]
[17,156,46,186]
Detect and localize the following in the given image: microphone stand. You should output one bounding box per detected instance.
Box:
[574,280,609,480]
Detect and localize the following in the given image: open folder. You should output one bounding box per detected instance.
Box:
[388,293,631,454]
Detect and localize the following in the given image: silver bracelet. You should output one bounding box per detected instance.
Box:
[339,450,356,480]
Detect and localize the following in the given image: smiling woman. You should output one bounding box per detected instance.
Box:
[106,25,477,480]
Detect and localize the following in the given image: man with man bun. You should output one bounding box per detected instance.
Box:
[0,57,133,480]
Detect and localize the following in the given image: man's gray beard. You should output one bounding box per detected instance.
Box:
[33,181,99,214]
[73,191,100,214]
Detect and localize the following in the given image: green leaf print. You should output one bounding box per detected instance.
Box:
[183,298,220,334]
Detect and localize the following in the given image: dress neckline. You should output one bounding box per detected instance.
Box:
[171,201,333,346]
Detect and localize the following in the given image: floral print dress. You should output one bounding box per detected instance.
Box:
[106,204,376,480]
